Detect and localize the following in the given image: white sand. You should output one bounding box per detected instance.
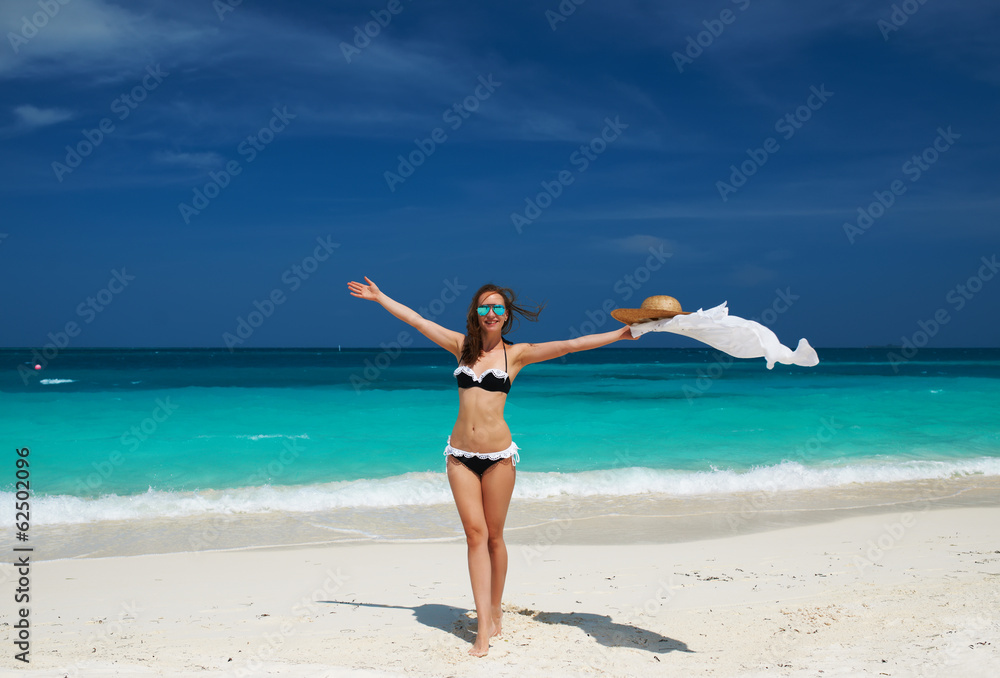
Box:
[3,506,999,677]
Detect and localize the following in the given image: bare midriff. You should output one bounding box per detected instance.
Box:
[450,388,511,453]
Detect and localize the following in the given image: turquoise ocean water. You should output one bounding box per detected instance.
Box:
[1,348,998,526]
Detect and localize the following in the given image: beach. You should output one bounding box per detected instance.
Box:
[5,487,1000,677]
[5,0,999,672]
[2,348,999,675]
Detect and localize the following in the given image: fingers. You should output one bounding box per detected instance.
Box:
[348,279,374,300]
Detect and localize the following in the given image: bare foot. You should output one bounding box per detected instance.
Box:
[469,618,495,657]
[491,606,503,638]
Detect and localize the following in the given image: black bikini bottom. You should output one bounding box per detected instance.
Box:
[453,455,504,477]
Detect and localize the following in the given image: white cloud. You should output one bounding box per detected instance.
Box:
[1,1,670,145]
[152,150,224,168]
[0,0,219,80]
[12,104,74,128]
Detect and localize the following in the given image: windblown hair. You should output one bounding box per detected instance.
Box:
[460,284,544,366]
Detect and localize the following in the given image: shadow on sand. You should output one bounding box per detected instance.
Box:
[521,607,693,654]
[320,600,691,654]
[321,601,476,641]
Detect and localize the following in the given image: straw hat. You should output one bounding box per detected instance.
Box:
[611,295,691,325]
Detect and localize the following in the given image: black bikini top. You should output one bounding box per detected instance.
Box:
[454,342,511,394]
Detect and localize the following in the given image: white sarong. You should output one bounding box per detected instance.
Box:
[628,302,819,369]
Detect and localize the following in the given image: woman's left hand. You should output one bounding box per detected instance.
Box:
[618,325,639,341]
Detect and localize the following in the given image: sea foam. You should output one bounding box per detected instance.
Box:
[10,457,1000,525]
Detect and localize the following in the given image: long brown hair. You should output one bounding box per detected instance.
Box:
[460,284,544,366]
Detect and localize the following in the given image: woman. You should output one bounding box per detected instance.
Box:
[347,276,637,656]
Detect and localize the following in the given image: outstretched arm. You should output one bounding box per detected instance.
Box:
[517,325,637,368]
[347,276,464,358]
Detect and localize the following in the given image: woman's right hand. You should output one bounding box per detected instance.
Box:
[347,276,382,302]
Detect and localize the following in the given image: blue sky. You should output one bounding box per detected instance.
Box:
[1,0,998,349]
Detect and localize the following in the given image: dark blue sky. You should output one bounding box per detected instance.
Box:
[2,0,998,349]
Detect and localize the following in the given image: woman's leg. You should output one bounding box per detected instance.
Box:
[481,458,516,637]
[446,457,494,656]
